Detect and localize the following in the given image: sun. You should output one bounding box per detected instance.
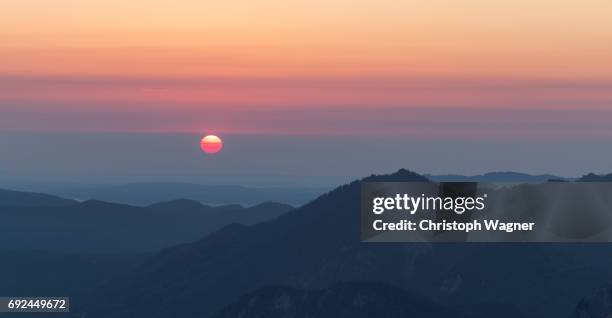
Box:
[200,135,223,154]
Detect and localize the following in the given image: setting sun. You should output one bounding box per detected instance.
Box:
[200,135,223,154]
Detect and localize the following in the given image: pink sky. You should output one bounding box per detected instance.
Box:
[1,0,611,138]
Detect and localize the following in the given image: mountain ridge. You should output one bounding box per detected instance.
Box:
[426,171,566,182]
[37,182,327,206]
[0,188,77,207]
[82,169,612,318]
[0,198,293,253]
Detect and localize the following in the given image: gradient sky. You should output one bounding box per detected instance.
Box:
[1,1,611,182]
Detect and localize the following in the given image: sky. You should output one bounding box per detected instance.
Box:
[1,0,612,184]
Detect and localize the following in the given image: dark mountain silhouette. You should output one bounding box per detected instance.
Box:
[427,171,565,182]
[0,188,77,207]
[0,199,292,253]
[80,169,612,318]
[0,249,146,297]
[211,282,468,318]
[80,169,427,317]
[47,182,326,206]
[0,249,147,318]
[578,173,612,182]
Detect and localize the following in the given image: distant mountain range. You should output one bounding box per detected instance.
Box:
[80,169,612,318]
[426,171,566,182]
[3,170,612,317]
[577,173,612,182]
[19,182,327,206]
[0,189,293,253]
[427,171,612,182]
[0,188,77,207]
[6,172,593,208]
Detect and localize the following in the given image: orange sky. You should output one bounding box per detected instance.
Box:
[3,0,612,78]
[1,0,611,135]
